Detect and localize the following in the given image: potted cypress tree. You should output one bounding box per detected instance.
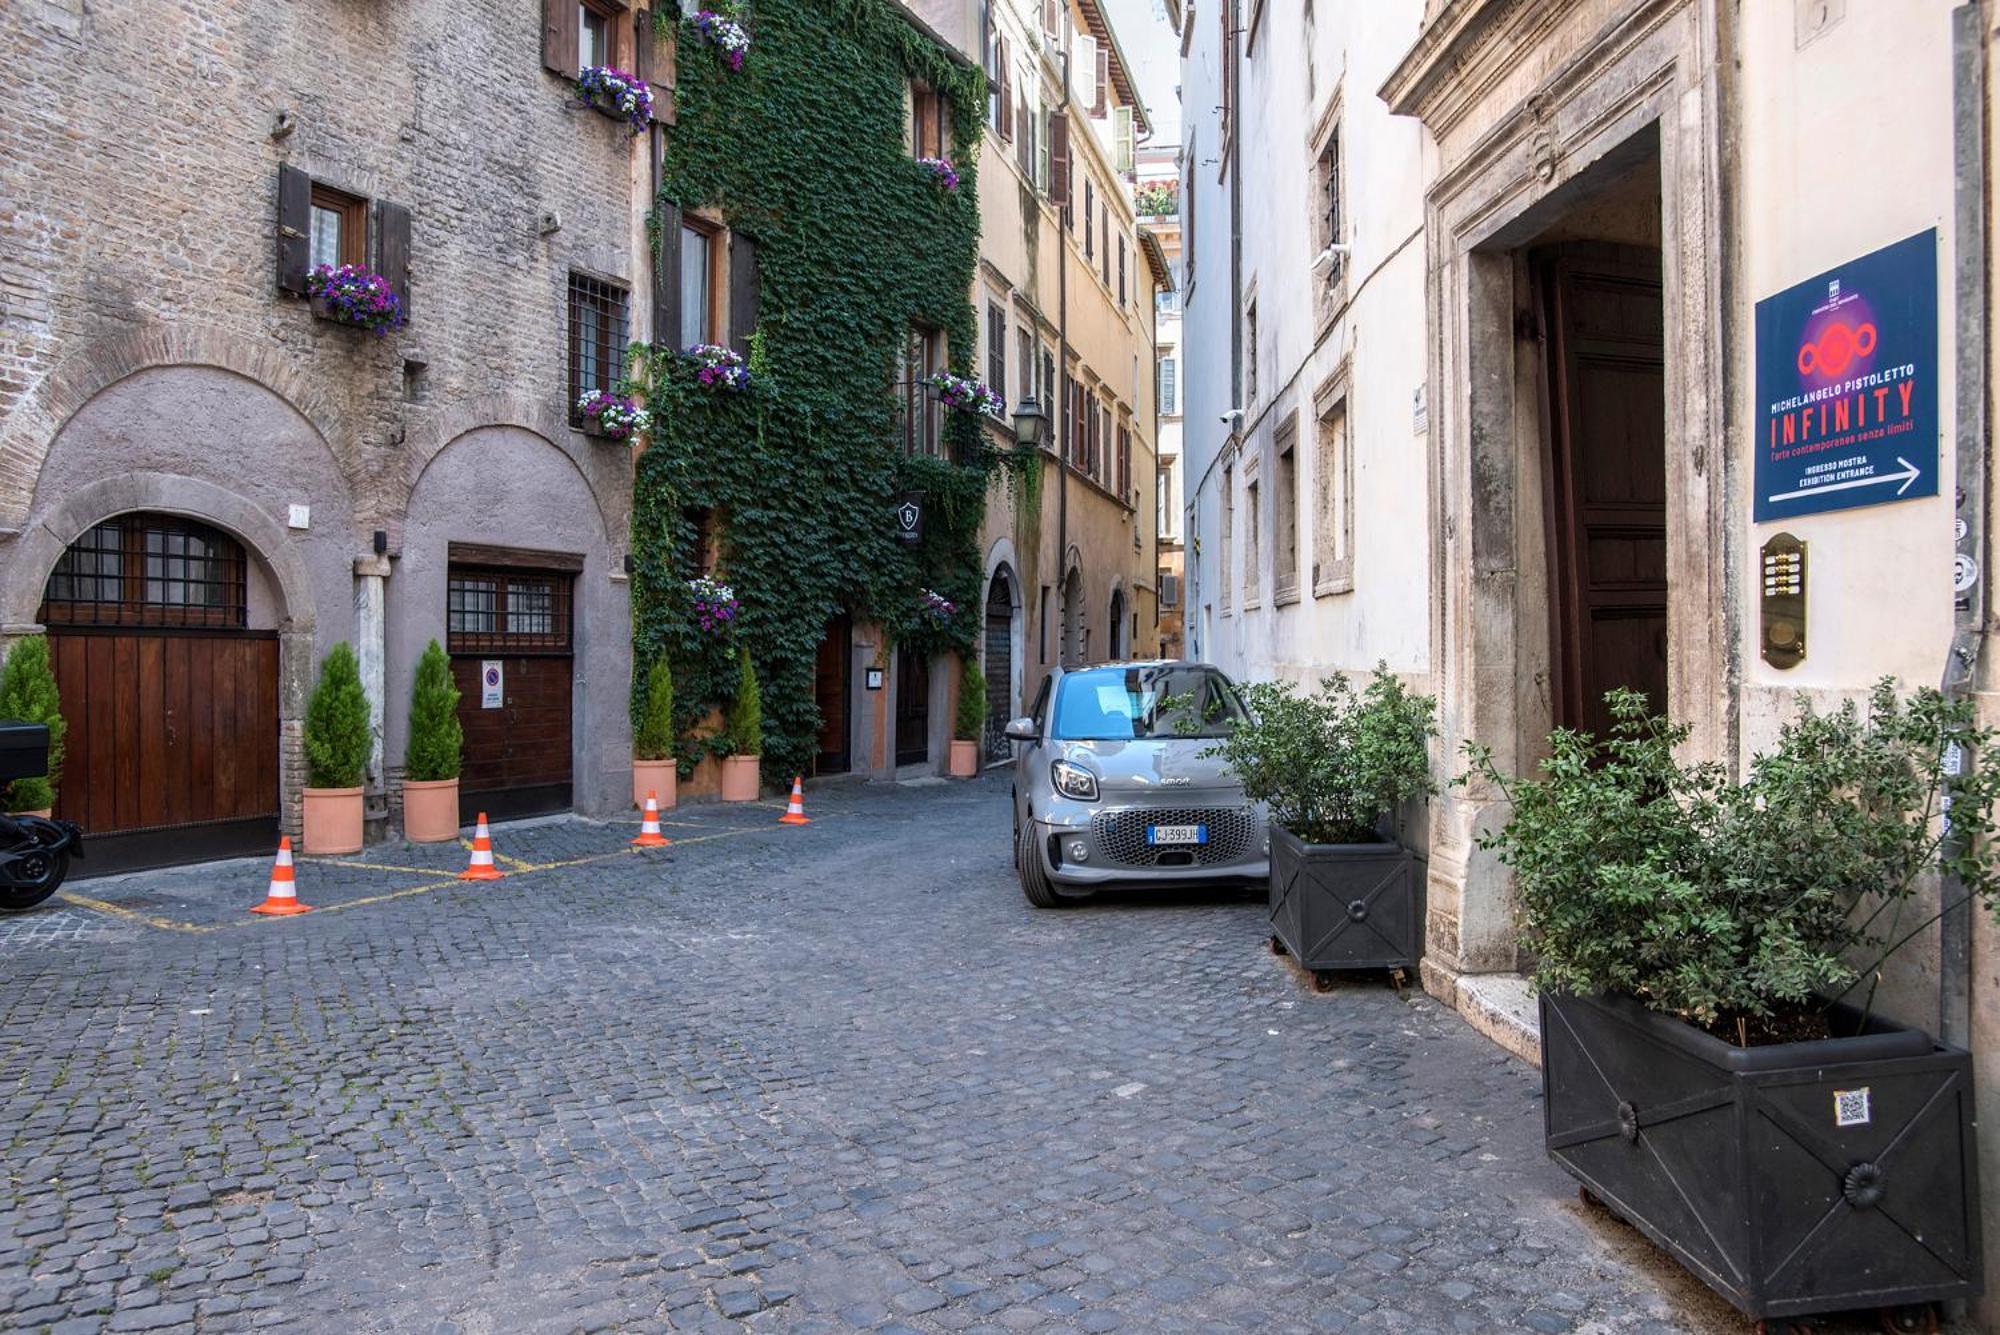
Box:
[1466,684,2000,1327]
[719,648,762,802]
[950,657,987,778]
[402,640,462,843]
[301,643,371,854]
[633,656,678,809]
[0,635,63,818]
[1206,666,1436,987]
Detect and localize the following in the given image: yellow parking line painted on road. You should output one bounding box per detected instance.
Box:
[301,858,457,877]
[55,891,217,934]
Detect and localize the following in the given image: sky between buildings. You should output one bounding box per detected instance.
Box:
[1101,0,1182,146]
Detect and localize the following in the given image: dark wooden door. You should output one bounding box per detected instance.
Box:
[895,650,929,767]
[983,584,1013,761]
[49,629,280,873]
[1540,246,1668,738]
[813,613,851,775]
[447,562,576,822]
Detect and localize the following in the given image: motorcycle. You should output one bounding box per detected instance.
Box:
[0,720,83,913]
[0,812,84,913]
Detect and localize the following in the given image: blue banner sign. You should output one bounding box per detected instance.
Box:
[1753,229,1939,522]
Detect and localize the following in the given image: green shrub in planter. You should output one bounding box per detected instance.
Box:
[404,640,462,782]
[634,657,676,763]
[304,643,372,789]
[954,659,987,743]
[1208,666,1436,977]
[0,635,63,813]
[728,648,762,756]
[1465,683,2000,1323]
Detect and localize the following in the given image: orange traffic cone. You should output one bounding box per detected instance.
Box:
[459,812,505,881]
[778,776,811,825]
[632,792,672,848]
[249,836,312,915]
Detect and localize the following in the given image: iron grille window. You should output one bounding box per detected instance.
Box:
[568,273,629,419]
[41,514,248,628]
[446,570,573,654]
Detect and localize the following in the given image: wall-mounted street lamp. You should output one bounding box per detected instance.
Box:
[1012,395,1047,450]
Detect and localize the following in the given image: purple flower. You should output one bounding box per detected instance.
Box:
[306,264,405,335]
[575,65,653,129]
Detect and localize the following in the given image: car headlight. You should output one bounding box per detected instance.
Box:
[1051,759,1100,802]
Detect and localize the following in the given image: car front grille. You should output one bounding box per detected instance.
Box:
[1092,805,1260,868]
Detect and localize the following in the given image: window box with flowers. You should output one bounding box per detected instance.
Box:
[1134,182,1179,218]
[576,65,654,131]
[687,575,741,635]
[686,343,752,392]
[576,390,652,441]
[917,157,960,191]
[688,5,751,71]
[307,264,406,335]
[925,371,1003,420]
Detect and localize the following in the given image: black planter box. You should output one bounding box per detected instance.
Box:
[1542,991,1982,1321]
[1267,824,1419,973]
[0,721,50,784]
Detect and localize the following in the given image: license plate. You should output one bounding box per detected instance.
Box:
[1147,823,1207,846]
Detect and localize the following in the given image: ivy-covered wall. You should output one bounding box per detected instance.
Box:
[631,0,1030,783]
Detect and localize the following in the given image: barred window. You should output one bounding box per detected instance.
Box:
[447,570,573,653]
[41,514,248,628]
[568,273,629,418]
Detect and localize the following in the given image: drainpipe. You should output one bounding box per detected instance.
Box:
[1056,22,1072,666]
[1939,1,1988,1051]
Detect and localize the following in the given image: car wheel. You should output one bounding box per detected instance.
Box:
[1016,822,1067,909]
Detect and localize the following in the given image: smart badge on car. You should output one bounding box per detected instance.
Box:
[1147,823,1208,846]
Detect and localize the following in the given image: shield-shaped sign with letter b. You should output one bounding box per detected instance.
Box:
[895,492,923,544]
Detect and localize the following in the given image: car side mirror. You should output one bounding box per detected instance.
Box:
[1003,716,1039,742]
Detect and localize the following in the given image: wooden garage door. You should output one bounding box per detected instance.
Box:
[447,555,576,823]
[41,515,280,874]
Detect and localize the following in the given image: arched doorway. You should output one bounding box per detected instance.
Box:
[983,571,1014,760]
[1108,587,1127,660]
[1060,566,1085,667]
[39,513,281,871]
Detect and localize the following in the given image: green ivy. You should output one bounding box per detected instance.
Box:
[631,0,1034,783]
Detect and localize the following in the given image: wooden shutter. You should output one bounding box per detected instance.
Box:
[634,7,653,85]
[1047,112,1070,207]
[1113,105,1134,171]
[1093,45,1109,118]
[653,200,682,344]
[375,200,413,320]
[543,0,579,75]
[275,163,311,295]
[728,233,759,356]
[998,38,1013,140]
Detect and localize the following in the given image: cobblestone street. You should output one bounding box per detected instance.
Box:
[0,776,1835,1333]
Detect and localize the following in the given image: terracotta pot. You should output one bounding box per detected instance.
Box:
[719,754,761,802]
[633,760,678,810]
[948,739,979,778]
[301,786,364,855]
[401,778,460,844]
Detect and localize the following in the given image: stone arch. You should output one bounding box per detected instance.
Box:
[1107,575,1129,660]
[4,474,316,636]
[401,395,626,548]
[0,324,352,530]
[981,538,1024,729]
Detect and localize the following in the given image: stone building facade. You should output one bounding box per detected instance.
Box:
[1,0,661,867]
[1186,0,2000,1310]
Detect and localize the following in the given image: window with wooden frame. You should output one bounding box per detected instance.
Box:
[1315,116,1345,284]
[446,568,574,654]
[1243,472,1261,606]
[1116,420,1132,501]
[1117,234,1127,306]
[308,184,366,271]
[1313,369,1355,596]
[897,323,946,458]
[1274,415,1299,603]
[1083,179,1095,259]
[567,272,630,417]
[678,216,723,347]
[988,31,1014,140]
[911,83,949,160]
[1017,326,1035,406]
[544,0,664,96]
[41,515,249,629]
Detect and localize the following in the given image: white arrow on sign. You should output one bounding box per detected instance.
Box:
[1767,456,1921,505]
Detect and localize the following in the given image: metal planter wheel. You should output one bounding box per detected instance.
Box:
[1266,824,1420,989]
[1543,992,1980,1329]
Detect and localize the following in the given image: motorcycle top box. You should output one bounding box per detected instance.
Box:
[0,721,51,784]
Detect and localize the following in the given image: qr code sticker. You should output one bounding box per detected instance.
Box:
[1834,1087,1871,1128]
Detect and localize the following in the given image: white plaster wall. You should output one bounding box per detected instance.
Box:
[1178,0,1229,667]
[1181,0,1428,686]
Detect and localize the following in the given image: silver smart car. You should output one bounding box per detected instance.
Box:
[1006,660,1269,906]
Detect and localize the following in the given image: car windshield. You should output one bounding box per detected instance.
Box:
[1051,665,1248,741]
